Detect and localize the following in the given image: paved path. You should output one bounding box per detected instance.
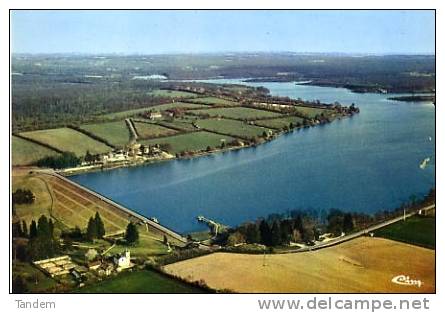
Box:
[125,118,138,141]
[283,204,436,253]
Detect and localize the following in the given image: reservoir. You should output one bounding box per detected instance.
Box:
[70,80,435,233]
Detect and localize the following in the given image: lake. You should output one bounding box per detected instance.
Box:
[70,80,435,233]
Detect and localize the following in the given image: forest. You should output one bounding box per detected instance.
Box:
[11,53,435,132]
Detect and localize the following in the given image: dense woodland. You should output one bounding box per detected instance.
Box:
[12,53,435,132]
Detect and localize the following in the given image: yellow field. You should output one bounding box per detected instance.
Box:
[164,237,435,293]
[12,170,184,247]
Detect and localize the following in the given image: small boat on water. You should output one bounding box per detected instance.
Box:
[419,157,431,169]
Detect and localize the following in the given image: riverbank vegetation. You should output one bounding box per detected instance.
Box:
[388,95,436,103]
[213,189,435,251]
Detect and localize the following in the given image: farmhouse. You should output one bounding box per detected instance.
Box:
[113,249,133,271]
[148,111,162,120]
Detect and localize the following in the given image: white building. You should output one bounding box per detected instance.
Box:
[148,112,162,120]
[114,249,132,271]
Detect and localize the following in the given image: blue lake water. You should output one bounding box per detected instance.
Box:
[70,80,435,234]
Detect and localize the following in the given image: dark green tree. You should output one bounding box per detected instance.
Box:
[343,213,354,233]
[29,220,37,239]
[37,215,50,238]
[28,215,59,260]
[259,220,272,246]
[270,221,282,246]
[85,150,94,164]
[48,219,54,237]
[125,222,139,245]
[12,275,28,294]
[86,217,97,241]
[279,219,292,245]
[21,220,28,238]
[94,212,106,239]
[12,221,23,238]
[245,223,261,244]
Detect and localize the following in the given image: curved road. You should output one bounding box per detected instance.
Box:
[283,204,435,253]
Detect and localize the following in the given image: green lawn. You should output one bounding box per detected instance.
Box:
[19,128,112,157]
[133,121,178,139]
[12,136,60,166]
[196,118,271,139]
[294,106,335,119]
[191,97,238,106]
[103,107,153,120]
[158,119,199,132]
[81,121,130,147]
[254,116,305,129]
[77,270,205,293]
[374,215,435,249]
[193,107,283,120]
[148,89,198,98]
[13,261,59,293]
[141,131,235,154]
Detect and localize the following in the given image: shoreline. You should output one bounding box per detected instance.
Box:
[53,116,347,177]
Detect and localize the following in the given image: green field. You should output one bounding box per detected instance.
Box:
[294,106,335,119]
[191,97,238,106]
[148,89,198,98]
[141,131,234,154]
[77,270,205,293]
[19,128,112,157]
[12,136,60,166]
[374,215,435,249]
[103,107,153,120]
[13,261,59,293]
[196,118,271,139]
[158,119,199,132]
[102,102,208,120]
[133,121,178,139]
[193,107,283,120]
[150,102,208,111]
[81,121,130,147]
[254,116,306,129]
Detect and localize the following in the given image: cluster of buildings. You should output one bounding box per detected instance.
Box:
[100,144,163,164]
[34,249,134,286]
[85,249,133,277]
[33,256,77,278]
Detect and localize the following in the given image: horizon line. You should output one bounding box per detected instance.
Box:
[11,51,436,57]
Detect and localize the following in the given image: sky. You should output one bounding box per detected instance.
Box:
[11,10,435,55]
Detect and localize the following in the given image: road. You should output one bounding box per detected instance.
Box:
[285,203,436,253]
[125,118,138,142]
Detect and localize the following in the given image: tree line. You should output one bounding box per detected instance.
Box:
[36,152,81,169]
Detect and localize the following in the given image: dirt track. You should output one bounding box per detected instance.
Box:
[164,237,435,293]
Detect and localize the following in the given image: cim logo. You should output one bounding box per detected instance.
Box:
[391,275,423,288]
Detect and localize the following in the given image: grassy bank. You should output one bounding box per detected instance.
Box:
[77,270,205,293]
[374,215,435,249]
